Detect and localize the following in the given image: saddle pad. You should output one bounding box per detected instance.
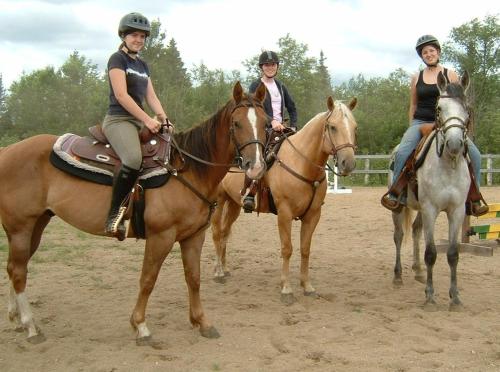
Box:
[51,133,170,189]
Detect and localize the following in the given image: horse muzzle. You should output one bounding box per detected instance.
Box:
[244,158,266,180]
[445,138,464,157]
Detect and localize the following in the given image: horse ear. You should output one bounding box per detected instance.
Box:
[437,71,447,94]
[255,82,266,103]
[348,97,357,111]
[327,96,334,111]
[461,70,470,94]
[233,81,243,104]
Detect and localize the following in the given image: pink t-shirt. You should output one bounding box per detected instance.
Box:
[262,78,282,123]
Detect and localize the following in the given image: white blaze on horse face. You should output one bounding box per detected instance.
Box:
[247,108,263,169]
[340,104,355,144]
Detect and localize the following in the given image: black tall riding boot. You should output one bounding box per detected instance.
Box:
[105,165,139,240]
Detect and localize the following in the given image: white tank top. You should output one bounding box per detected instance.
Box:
[262,79,282,123]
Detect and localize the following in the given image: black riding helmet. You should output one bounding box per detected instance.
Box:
[415,35,441,57]
[259,51,279,66]
[118,12,151,38]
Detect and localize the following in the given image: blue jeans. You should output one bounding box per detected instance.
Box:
[392,119,482,186]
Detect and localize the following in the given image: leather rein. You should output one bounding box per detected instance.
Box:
[157,101,266,232]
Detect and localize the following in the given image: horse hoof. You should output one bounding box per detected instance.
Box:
[136,335,153,346]
[27,332,46,344]
[8,311,19,323]
[449,300,463,312]
[280,293,296,305]
[423,300,438,312]
[392,277,403,287]
[200,326,220,339]
[213,276,226,284]
[304,291,319,298]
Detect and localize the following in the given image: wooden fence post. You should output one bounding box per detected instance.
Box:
[364,158,370,185]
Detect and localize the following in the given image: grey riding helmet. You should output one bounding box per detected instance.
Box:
[415,35,441,57]
[259,51,280,66]
[118,12,151,37]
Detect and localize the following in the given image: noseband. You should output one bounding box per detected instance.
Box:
[230,102,266,168]
[323,110,357,157]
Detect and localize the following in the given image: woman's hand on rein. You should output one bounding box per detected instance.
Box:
[145,116,162,133]
[271,119,285,131]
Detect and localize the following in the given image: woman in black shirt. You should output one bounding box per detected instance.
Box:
[103,12,170,238]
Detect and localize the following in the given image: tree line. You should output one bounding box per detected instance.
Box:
[0,15,498,155]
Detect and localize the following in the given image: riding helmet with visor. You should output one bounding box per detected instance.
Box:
[259,51,280,67]
[118,12,151,38]
[415,35,441,57]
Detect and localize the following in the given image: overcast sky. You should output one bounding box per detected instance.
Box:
[0,0,497,89]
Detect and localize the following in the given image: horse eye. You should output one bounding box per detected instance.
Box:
[329,125,336,131]
[233,121,241,129]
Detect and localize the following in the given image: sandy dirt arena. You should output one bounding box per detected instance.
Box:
[0,186,499,372]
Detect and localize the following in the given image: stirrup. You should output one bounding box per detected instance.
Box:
[470,203,489,217]
[105,206,127,241]
[381,193,403,213]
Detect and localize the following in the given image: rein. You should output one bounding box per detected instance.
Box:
[156,100,266,232]
[269,109,356,218]
[323,110,357,157]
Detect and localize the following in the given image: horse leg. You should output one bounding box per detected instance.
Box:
[421,207,439,307]
[29,212,52,258]
[9,213,52,333]
[5,221,45,343]
[180,232,220,338]
[299,210,321,297]
[411,212,425,283]
[130,232,174,345]
[447,207,464,310]
[277,210,294,304]
[392,210,405,286]
[212,196,240,282]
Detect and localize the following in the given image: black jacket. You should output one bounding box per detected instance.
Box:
[249,79,297,128]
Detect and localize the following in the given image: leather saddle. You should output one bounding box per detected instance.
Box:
[51,125,171,186]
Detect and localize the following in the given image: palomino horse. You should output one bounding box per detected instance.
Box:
[0,82,268,344]
[392,71,471,309]
[211,96,358,303]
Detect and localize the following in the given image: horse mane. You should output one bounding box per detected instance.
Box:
[172,100,234,178]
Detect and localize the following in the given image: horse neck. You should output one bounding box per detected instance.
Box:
[176,104,235,193]
[291,112,330,164]
[282,113,330,176]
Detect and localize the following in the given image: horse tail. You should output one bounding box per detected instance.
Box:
[402,207,414,248]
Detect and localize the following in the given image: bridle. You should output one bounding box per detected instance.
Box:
[323,109,357,175]
[270,108,357,218]
[229,102,267,168]
[168,101,266,169]
[435,94,470,157]
[156,99,267,232]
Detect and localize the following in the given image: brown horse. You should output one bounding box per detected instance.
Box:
[0,82,268,344]
[211,96,358,303]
